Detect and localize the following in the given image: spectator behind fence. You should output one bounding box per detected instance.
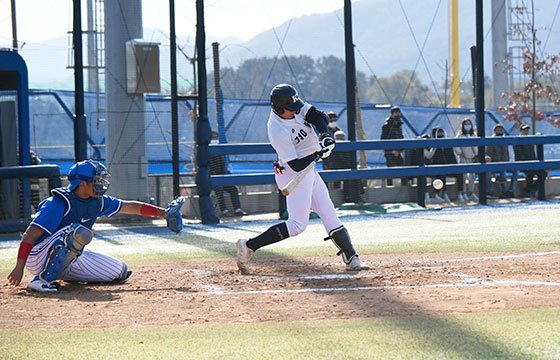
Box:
[513,123,541,197]
[322,130,355,203]
[454,118,479,202]
[405,133,433,202]
[424,127,464,203]
[381,106,407,186]
[485,123,515,198]
[210,131,248,217]
[326,112,341,135]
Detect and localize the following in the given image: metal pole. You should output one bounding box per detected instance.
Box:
[10,0,17,51]
[344,0,361,203]
[212,42,226,143]
[531,0,537,134]
[417,149,426,207]
[475,0,487,204]
[86,0,97,93]
[195,0,219,223]
[73,0,87,161]
[170,0,180,197]
[448,0,460,107]
[537,144,545,200]
[491,0,508,108]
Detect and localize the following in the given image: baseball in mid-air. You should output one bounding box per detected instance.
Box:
[432,178,444,190]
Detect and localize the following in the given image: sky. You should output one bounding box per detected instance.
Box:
[0,0,347,47]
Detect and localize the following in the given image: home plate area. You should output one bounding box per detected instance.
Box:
[3,251,560,329]
[191,252,560,298]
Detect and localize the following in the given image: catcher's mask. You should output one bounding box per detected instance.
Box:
[68,160,111,197]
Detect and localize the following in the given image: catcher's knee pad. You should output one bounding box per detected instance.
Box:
[39,224,93,283]
[65,224,93,254]
[325,226,356,264]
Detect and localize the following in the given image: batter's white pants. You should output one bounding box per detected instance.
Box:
[26,225,127,283]
[276,166,343,237]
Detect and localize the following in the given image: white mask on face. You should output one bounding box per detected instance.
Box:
[464,124,472,132]
[328,121,338,129]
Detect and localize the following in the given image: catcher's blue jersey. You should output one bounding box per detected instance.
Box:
[31,188,122,245]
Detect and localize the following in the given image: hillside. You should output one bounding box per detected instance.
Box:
[15,0,560,91]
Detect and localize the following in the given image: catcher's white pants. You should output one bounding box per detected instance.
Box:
[26,225,127,283]
[276,166,342,237]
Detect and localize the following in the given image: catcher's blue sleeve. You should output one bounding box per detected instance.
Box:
[31,196,65,236]
[100,195,123,217]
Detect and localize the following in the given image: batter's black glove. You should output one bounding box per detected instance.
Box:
[166,197,185,233]
[318,133,336,159]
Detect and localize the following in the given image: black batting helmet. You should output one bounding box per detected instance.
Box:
[270,84,304,114]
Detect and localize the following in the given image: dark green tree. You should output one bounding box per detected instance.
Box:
[213,55,369,102]
[310,55,368,102]
[214,56,316,100]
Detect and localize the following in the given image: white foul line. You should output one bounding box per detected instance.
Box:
[206,279,560,296]
[407,251,560,264]
[197,251,560,296]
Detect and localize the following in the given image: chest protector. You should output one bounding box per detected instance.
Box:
[51,188,104,231]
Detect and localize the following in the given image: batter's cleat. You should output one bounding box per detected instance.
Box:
[346,256,370,271]
[236,239,254,274]
[28,277,60,292]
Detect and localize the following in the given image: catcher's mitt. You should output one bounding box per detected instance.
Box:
[166,197,185,233]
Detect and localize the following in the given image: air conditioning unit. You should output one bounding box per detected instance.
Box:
[126,40,160,94]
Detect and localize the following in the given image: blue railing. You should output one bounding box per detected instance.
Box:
[209,135,560,204]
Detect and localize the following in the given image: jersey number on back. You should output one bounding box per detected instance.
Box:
[294,129,308,144]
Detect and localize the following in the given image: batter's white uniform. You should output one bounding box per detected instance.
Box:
[268,102,343,236]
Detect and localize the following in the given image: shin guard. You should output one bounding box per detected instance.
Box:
[39,224,93,283]
[324,226,357,264]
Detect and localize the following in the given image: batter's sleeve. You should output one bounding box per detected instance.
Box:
[304,106,329,134]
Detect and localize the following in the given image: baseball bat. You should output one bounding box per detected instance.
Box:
[280,154,321,196]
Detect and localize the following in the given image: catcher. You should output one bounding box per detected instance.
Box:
[7,159,184,292]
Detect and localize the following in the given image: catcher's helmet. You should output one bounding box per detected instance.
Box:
[67,160,111,197]
[270,84,304,114]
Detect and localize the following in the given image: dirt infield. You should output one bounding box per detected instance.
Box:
[1,251,560,329]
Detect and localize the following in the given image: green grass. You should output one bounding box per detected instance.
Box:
[1,308,559,359]
[1,233,558,277]
[2,206,560,358]
[1,205,560,275]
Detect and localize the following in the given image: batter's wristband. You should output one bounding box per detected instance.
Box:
[17,242,33,261]
[140,203,159,217]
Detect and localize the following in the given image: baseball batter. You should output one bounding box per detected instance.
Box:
[236,84,370,273]
[7,159,184,292]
